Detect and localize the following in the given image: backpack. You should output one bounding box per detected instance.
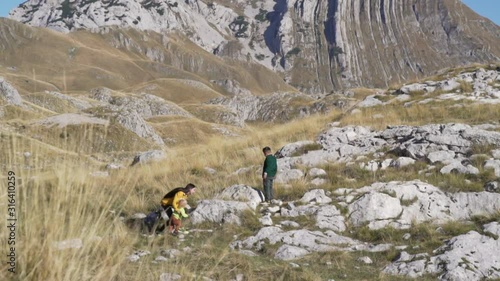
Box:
[143,207,173,233]
[144,210,161,233]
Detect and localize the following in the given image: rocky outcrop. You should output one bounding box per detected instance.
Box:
[216,184,264,208]
[230,226,390,261]
[190,199,254,225]
[344,180,500,230]
[384,223,500,280]
[0,76,23,106]
[95,92,193,119]
[34,113,109,128]
[9,0,237,52]
[208,90,353,123]
[130,150,166,166]
[115,109,164,145]
[398,68,500,105]
[88,89,194,145]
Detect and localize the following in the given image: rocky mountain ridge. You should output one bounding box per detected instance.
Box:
[9,0,500,93]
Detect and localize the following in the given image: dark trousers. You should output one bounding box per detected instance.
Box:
[156,206,173,233]
[263,177,274,202]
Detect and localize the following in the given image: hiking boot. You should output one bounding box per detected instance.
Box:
[178,228,189,234]
[171,230,178,236]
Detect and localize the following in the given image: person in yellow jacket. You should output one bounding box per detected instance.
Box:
[160,183,196,221]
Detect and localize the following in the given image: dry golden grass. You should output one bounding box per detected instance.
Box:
[0,109,345,281]
[340,102,500,130]
[0,18,292,104]
[2,94,500,280]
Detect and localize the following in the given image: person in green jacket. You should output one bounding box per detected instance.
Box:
[262,146,278,202]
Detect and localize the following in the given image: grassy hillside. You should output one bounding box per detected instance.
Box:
[2,84,499,280]
[0,18,294,101]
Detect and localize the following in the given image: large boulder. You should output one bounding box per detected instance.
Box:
[440,161,479,175]
[231,227,389,261]
[348,192,403,227]
[275,169,304,183]
[0,77,22,106]
[300,189,332,204]
[343,181,500,229]
[116,109,164,145]
[190,199,253,225]
[217,184,264,208]
[130,150,166,166]
[274,141,315,158]
[384,224,500,281]
[315,205,346,232]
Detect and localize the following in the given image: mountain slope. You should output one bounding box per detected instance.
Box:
[9,0,500,93]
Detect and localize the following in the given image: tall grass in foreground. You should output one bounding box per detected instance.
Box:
[0,111,342,280]
[0,135,132,280]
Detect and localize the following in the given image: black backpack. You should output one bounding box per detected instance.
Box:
[143,207,173,233]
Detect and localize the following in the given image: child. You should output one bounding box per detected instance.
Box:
[169,198,189,235]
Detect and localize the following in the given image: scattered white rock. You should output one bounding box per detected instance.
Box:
[154,256,169,262]
[159,273,182,281]
[311,178,327,186]
[131,150,166,166]
[131,213,147,219]
[259,214,273,226]
[440,162,479,175]
[390,157,416,168]
[53,239,83,250]
[300,189,332,204]
[485,181,499,193]
[492,149,500,159]
[357,256,373,264]
[204,167,217,175]
[308,168,327,177]
[484,159,500,177]
[427,150,456,164]
[280,221,300,228]
[0,76,23,106]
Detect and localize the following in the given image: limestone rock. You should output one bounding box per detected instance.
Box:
[190,199,253,225]
[275,141,315,158]
[217,184,264,208]
[159,273,182,281]
[275,169,304,183]
[300,189,332,204]
[0,76,22,106]
[131,150,166,166]
[484,159,500,177]
[348,192,403,227]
